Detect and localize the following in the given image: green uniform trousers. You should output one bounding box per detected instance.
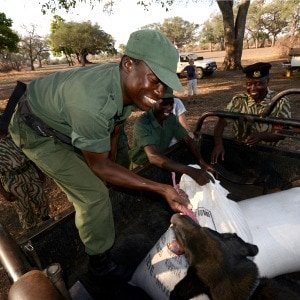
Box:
[9,110,115,255]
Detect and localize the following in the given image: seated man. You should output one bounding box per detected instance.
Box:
[211,62,291,164]
[129,90,214,186]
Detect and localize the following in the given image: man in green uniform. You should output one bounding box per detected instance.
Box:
[211,62,291,165]
[9,29,213,281]
[129,88,214,184]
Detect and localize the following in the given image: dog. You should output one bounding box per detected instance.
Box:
[169,213,300,300]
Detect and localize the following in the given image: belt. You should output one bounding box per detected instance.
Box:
[18,97,72,145]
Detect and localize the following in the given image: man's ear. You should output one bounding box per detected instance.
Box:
[121,56,134,75]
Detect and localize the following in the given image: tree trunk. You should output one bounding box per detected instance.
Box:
[271,36,275,47]
[217,0,251,70]
[30,57,35,71]
[83,51,92,64]
[80,53,85,67]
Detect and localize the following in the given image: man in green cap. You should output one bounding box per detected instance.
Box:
[211,62,291,165]
[9,29,210,282]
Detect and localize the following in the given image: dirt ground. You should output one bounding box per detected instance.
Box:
[0,47,299,298]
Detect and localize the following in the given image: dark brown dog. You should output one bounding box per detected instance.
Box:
[169,213,299,300]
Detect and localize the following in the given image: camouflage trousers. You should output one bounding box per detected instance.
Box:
[1,165,49,229]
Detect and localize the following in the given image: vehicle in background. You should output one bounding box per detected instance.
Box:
[282,47,300,77]
[177,52,217,79]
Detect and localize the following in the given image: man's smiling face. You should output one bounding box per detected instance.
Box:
[154,98,174,120]
[245,76,269,102]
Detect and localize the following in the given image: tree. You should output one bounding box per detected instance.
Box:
[39,0,251,71]
[0,13,21,71]
[283,0,300,38]
[49,20,116,66]
[279,0,300,48]
[50,16,76,66]
[216,0,251,70]
[142,17,199,49]
[36,39,51,67]
[19,24,50,71]
[261,0,288,47]
[0,13,20,53]
[200,13,225,51]
[246,0,267,48]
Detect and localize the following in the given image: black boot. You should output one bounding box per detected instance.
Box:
[88,252,135,282]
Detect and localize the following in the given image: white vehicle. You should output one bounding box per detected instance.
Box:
[282,47,300,77]
[177,52,217,79]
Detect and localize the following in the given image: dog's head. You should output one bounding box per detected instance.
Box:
[170,213,259,283]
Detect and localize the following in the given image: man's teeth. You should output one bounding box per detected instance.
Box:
[146,96,156,104]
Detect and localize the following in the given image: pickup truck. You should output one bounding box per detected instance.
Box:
[177,52,217,79]
[282,47,300,76]
[1,89,300,299]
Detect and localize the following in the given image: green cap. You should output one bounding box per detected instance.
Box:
[125,30,184,93]
[162,87,174,98]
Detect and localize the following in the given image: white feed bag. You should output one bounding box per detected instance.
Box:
[238,187,300,277]
[130,165,253,300]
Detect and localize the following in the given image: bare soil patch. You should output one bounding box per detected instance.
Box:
[0,47,299,298]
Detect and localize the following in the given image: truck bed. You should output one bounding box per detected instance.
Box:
[1,92,300,299]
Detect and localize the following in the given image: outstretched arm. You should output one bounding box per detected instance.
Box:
[82,150,191,212]
[177,114,194,139]
[144,144,214,185]
[211,117,227,164]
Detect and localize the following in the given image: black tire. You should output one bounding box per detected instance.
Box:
[196,67,204,79]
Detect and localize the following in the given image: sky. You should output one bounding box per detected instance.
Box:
[1,0,219,47]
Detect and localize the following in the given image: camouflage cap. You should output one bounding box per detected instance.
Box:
[125,30,184,93]
[243,62,272,79]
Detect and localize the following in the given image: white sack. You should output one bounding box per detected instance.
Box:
[130,165,252,300]
[238,187,300,277]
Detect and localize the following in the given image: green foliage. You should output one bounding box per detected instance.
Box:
[49,20,116,63]
[0,12,20,53]
[200,12,224,48]
[40,0,176,14]
[141,16,199,48]
[246,0,299,47]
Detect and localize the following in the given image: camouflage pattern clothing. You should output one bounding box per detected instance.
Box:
[225,88,291,143]
[0,134,49,229]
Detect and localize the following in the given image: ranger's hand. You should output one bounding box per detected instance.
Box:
[187,167,215,185]
[163,185,192,213]
[244,133,262,147]
[211,144,225,164]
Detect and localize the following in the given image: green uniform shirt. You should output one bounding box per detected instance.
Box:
[129,110,188,165]
[27,63,133,153]
[225,89,291,142]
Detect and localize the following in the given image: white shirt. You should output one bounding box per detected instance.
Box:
[169,98,187,146]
